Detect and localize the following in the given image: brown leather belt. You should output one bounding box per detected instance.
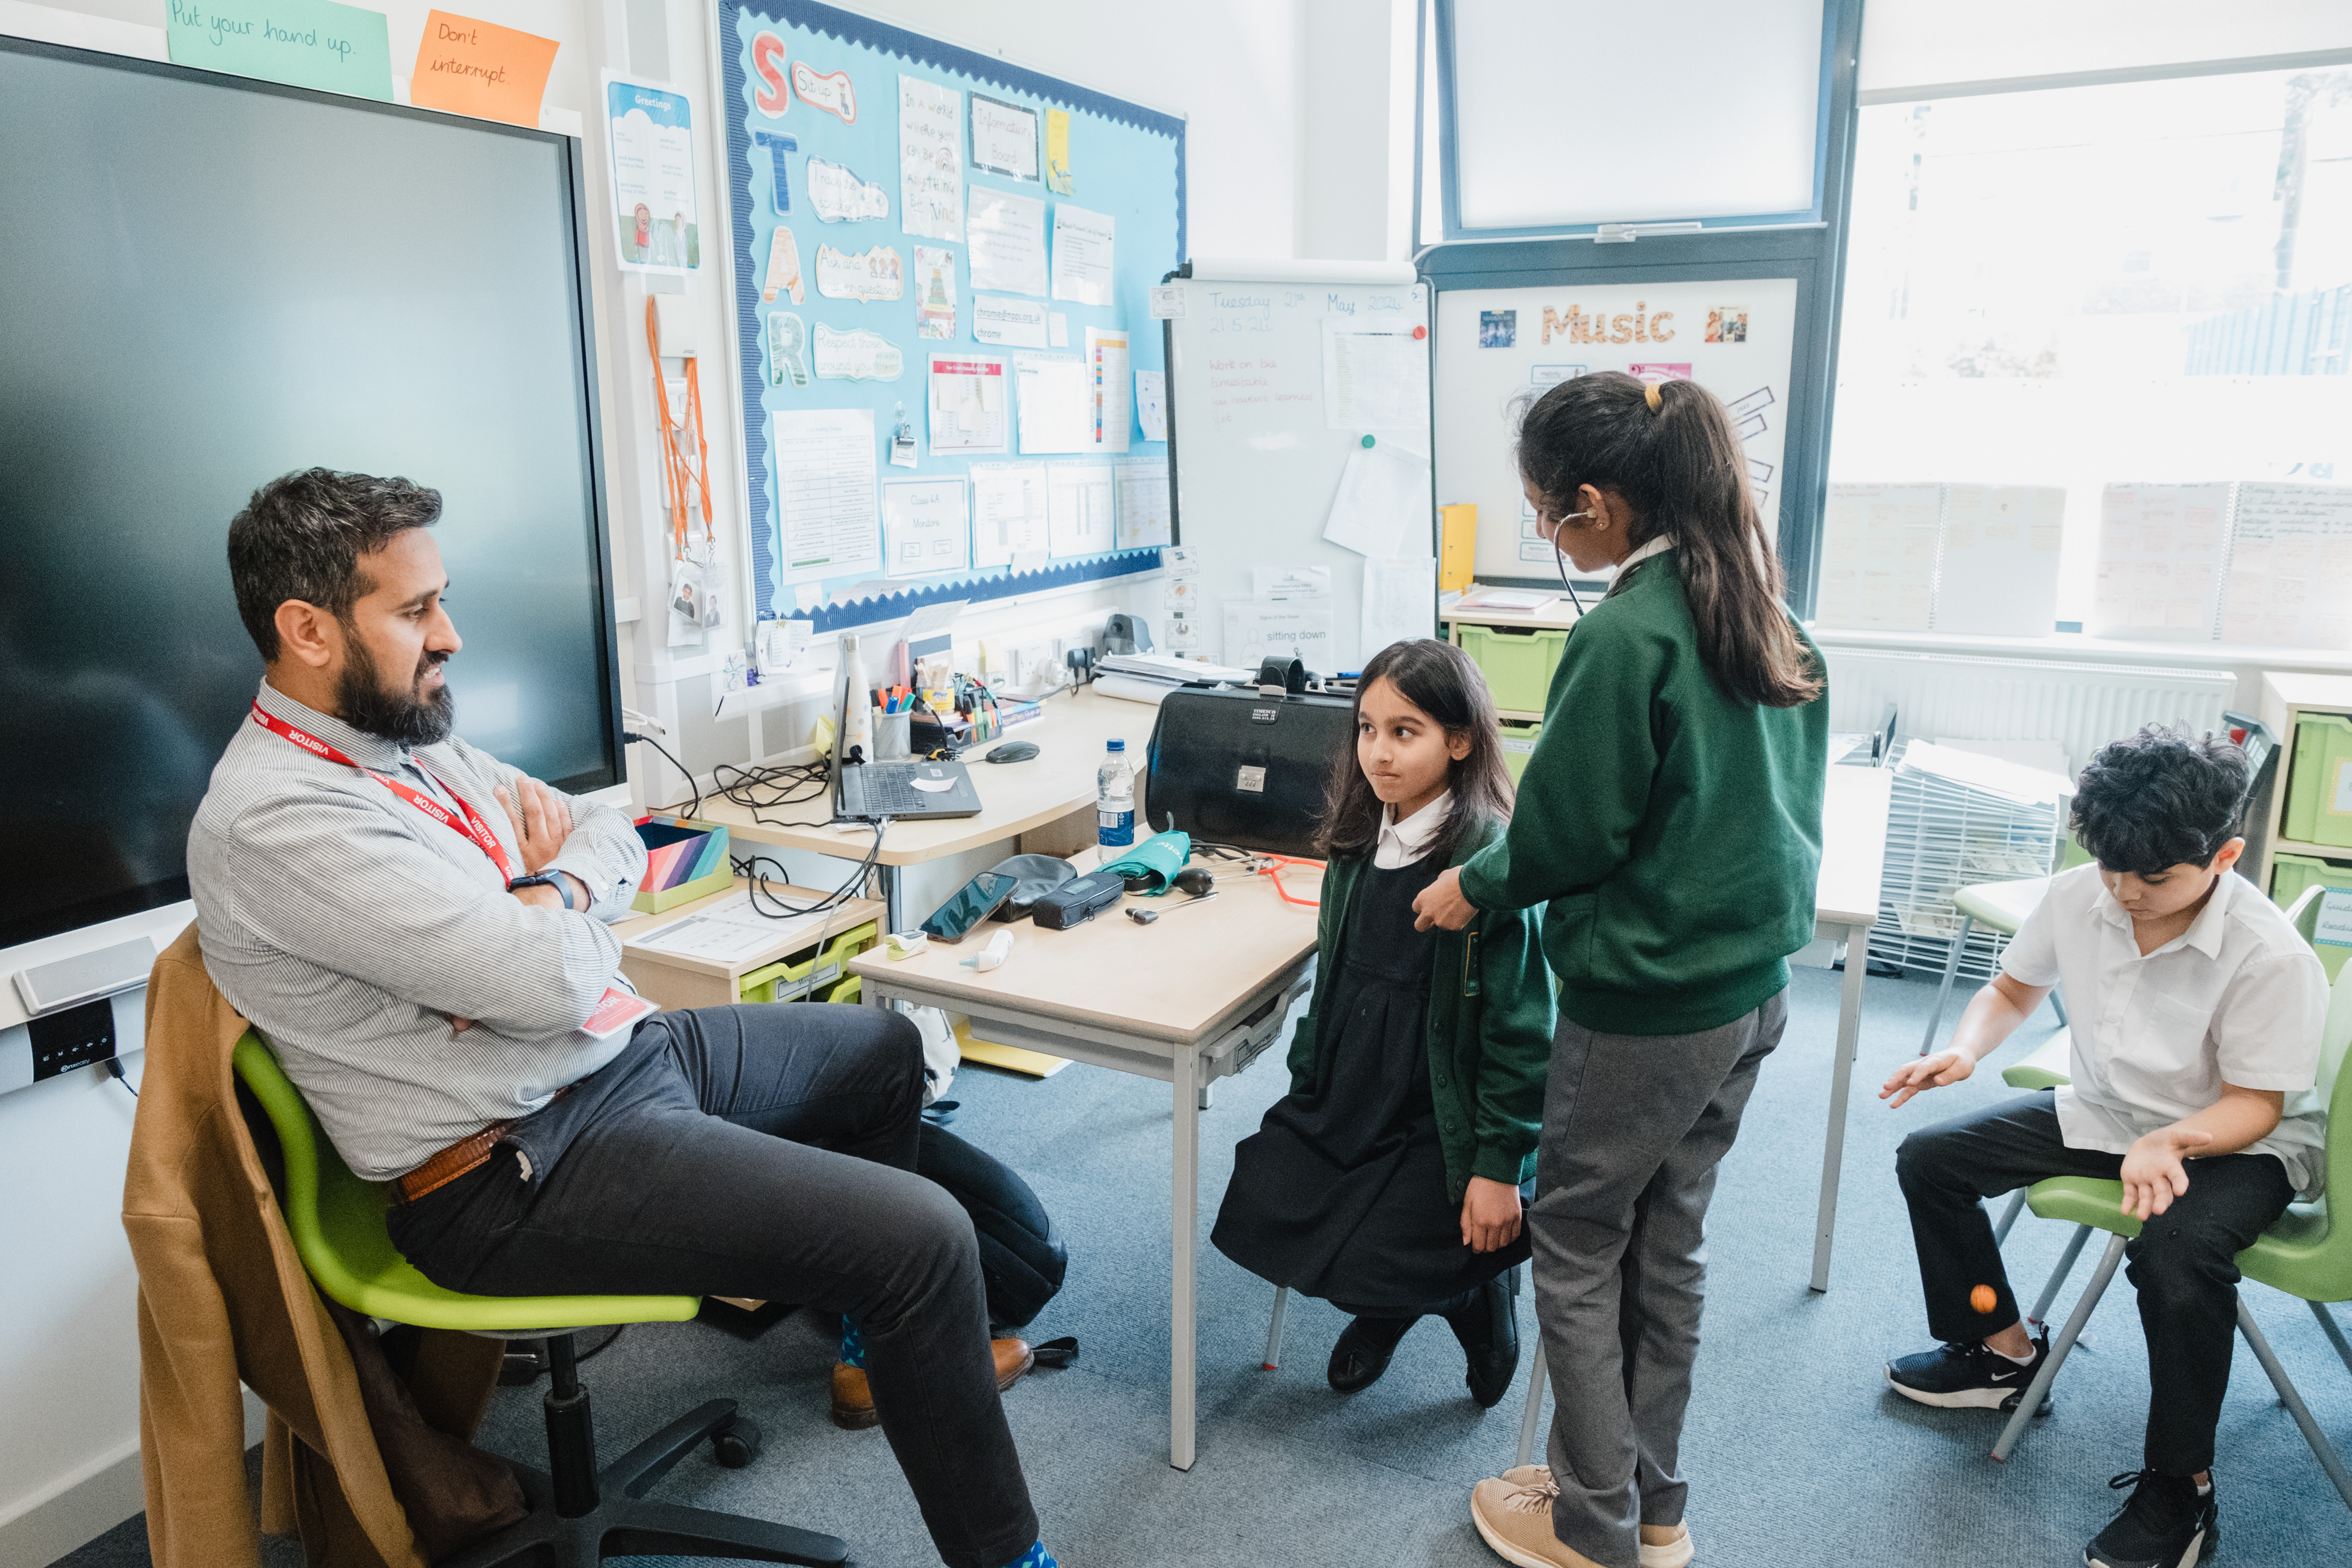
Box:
[396,1087,571,1204]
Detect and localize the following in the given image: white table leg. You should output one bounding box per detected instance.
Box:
[1809,920,1872,1293]
[1171,1042,1201,1470]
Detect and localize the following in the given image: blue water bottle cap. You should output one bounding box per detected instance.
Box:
[1106,739,1126,752]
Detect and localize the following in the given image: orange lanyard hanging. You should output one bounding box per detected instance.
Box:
[646,297,713,560]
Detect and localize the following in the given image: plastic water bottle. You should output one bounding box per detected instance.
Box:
[1097,739,1135,848]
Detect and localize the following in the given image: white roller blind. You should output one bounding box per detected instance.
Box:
[1860,0,2352,95]
[1448,0,1826,229]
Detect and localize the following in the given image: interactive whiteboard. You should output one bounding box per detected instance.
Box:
[1162,260,1437,673]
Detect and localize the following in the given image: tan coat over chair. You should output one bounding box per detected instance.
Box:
[125,924,515,1568]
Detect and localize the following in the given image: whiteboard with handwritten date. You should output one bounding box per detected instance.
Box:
[1161,260,1436,672]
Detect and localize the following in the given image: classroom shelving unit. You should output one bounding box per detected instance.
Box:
[2254,672,2352,911]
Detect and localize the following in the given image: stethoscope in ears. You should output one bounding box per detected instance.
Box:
[1541,507,1593,615]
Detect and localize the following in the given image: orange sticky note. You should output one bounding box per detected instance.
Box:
[409,9,558,126]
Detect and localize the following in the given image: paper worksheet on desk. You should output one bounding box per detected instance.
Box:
[773,408,880,581]
[2220,482,2352,648]
[1322,320,1429,431]
[883,476,970,578]
[1362,555,1437,658]
[1015,354,1091,454]
[1047,462,1116,558]
[970,461,1051,567]
[1324,442,1431,557]
[1223,595,1334,673]
[928,353,1007,455]
[2091,483,2232,640]
[1115,459,1171,548]
[628,897,828,965]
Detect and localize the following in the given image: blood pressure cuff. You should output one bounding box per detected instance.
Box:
[1101,831,1190,894]
[1145,687,1354,858]
[985,854,1075,921]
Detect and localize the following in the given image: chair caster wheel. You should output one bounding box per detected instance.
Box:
[712,1417,762,1468]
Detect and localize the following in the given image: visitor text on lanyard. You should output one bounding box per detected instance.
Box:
[250,702,516,884]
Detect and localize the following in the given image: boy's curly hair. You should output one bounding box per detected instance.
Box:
[2070,725,2249,877]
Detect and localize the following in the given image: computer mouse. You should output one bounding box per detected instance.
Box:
[1173,867,1214,897]
[986,741,1041,763]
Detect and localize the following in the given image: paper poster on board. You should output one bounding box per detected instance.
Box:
[603,74,700,273]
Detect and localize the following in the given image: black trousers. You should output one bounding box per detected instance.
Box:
[1894,1091,2294,1475]
[388,1004,1037,1568]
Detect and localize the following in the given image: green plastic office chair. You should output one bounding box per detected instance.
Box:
[1984,952,2352,1512]
[231,1033,848,1567]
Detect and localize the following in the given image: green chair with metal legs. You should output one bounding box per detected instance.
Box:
[1985,947,2352,1512]
[231,1033,849,1567]
[1919,877,2065,1057]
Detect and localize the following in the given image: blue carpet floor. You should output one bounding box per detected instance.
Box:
[54,965,2352,1566]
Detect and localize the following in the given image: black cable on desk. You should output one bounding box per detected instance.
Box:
[624,731,702,818]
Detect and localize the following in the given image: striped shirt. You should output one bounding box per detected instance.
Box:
[187,680,648,1180]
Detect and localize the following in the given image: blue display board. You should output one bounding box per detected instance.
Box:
[718,0,1183,626]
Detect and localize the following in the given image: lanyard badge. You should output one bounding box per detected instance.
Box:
[250,703,515,883]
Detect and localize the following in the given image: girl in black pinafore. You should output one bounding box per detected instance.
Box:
[1212,639,1557,1405]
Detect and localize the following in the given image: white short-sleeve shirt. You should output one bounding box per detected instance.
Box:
[1999,863,2330,1194]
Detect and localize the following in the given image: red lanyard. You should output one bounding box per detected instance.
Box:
[250,702,515,883]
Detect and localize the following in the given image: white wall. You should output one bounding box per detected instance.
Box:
[0,0,1335,1559]
[1861,0,2352,92]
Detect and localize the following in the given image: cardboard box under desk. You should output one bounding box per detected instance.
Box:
[612,876,885,1011]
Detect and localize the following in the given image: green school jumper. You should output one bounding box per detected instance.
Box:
[1459,548,1828,1037]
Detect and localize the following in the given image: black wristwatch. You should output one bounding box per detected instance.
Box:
[509,873,578,910]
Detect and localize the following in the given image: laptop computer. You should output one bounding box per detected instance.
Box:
[832,662,984,822]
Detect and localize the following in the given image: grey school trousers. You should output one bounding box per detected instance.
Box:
[1531,989,1784,1568]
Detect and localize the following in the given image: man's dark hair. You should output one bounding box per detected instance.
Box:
[227,469,442,661]
[2070,724,2249,876]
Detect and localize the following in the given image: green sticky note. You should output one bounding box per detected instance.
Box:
[165,0,394,102]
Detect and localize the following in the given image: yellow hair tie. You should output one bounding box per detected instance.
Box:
[1644,382,1663,412]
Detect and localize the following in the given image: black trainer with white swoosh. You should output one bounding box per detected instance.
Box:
[1884,1330,2054,1414]
[2085,1468,2218,1568]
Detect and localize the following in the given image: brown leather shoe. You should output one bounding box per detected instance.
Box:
[831,1338,1035,1430]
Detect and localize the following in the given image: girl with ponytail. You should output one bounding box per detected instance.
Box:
[1416,372,1829,1568]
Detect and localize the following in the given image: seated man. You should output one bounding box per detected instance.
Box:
[1879,725,2326,1568]
[188,468,1054,1568]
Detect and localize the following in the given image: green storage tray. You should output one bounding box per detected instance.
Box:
[2284,711,2352,848]
[1500,719,1541,786]
[1456,623,1570,714]
[2272,853,2352,981]
[738,920,879,1004]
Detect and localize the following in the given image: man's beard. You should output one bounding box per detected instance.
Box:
[336,633,455,747]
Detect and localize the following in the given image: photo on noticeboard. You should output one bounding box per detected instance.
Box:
[1480,309,1518,349]
[1705,307,1748,343]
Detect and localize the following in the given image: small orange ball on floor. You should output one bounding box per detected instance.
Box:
[1970,1284,1999,1314]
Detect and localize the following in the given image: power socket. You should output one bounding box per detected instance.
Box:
[1012,641,1054,687]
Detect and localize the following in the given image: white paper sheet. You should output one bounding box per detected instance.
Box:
[971,294,1047,349]
[1014,354,1091,455]
[882,477,970,578]
[1047,313,1068,347]
[927,353,1007,455]
[970,462,1050,567]
[1814,482,1940,632]
[1086,326,1131,454]
[2091,482,2233,641]
[628,896,828,965]
[1321,321,1430,431]
[1049,203,1114,306]
[1253,564,1332,597]
[1046,462,1116,558]
[771,408,880,580]
[897,75,962,241]
[1361,555,1437,659]
[2219,481,2352,648]
[1934,484,2064,638]
[968,187,1047,297]
[1323,442,1430,557]
[1135,370,1167,443]
[1115,459,1171,549]
[1223,596,1334,672]
[969,94,1039,181]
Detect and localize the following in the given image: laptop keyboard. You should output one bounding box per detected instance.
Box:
[854,767,944,815]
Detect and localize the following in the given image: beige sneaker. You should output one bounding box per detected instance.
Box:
[1469,1471,1605,1568]
[1471,1469,1696,1568]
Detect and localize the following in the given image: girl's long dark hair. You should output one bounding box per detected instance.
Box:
[1516,371,1821,709]
[1315,638,1514,864]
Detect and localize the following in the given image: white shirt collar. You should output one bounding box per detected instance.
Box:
[1617,534,1676,572]
[1376,790,1451,869]
[2089,867,2236,960]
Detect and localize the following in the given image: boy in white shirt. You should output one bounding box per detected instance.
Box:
[1879,725,2327,1568]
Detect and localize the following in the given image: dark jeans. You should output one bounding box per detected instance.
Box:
[387,1004,1037,1568]
[1894,1090,2295,1475]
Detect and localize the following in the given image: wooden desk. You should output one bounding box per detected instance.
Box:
[1808,765,1895,1292]
[848,841,1320,1471]
[694,688,1163,927]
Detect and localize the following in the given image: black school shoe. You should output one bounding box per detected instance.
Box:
[1884,1331,2053,1414]
[1443,1276,1521,1409]
[2086,1469,2218,1568]
[1328,1314,1417,1393]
